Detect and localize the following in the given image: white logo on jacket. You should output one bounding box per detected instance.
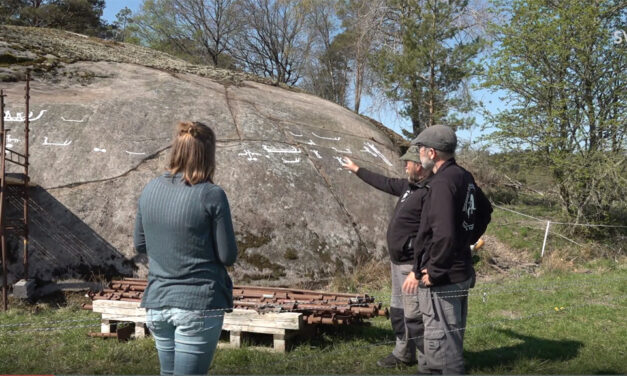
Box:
[462,183,476,231]
[400,190,411,203]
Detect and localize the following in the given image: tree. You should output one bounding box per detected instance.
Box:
[371,0,483,137]
[1,0,105,36]
[169,0,242,66]
[299,0,351,105]
[132,0,241,67]
[485,0,627,223]
[0,1,32,25]
[337,0,388,113]
[234,0,310,85]
[110,7,141,43]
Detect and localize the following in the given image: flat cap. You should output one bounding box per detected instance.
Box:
[400,145,421,163]
[411,124,457,153]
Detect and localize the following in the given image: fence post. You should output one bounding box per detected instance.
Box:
[541,221,551,258]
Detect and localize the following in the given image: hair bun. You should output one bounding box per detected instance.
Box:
[179,122,198,137]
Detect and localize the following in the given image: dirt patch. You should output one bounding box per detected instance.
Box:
[475,235,539,282]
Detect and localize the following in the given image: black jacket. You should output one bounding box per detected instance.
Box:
[413,159,492,285]
[356,168,431,264]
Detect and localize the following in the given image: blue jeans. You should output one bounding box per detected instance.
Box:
[146,308,224,376]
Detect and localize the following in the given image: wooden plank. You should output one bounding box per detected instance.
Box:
[230,331,241,348]
[273,333,286,352]
[94,307,146,318]
[223,309,302,330]
[101,319,112,334]
[92,300,146,323]
[102,313,147,323]
[93,300,142,310]
[221,324,289,335]
[135,323,147,338]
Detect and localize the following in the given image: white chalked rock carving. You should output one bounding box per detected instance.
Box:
[361,145,378,157]
[362,142,393,166]
[125,151,147,155]
[4,110,47,122]
[332,147,352,154]
[43,137,71,146]
[312,132,341,141]
[311,150,322,159]
[238,150,262,161]
[61,116,88,123]
[282,157,300,164]
[262,145,301,154]
[93,147,106,153]
[333,156,347,170]
[288,131,303,137]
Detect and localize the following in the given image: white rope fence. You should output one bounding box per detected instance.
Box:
[1,273,625,333]
[491,203,626,258]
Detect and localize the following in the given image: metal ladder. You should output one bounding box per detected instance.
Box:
[0,73,32,310]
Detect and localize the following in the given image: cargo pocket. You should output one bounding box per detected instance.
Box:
[417,288,433,317]
[403,290,421,318]
[424,328,446,369]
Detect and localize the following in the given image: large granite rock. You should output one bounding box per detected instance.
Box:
[0,26,407,286]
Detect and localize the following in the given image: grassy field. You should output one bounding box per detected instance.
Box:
[1,265,625,374]
[1,196,625,374]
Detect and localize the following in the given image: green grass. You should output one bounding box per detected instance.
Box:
[1,268,626,374]
[483,200,625,265]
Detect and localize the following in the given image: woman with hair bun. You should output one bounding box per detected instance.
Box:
[134,121,238,375]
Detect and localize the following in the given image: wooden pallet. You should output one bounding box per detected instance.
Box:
[90,301,303,352]
[221,309,303,352]
[92,300,148,338]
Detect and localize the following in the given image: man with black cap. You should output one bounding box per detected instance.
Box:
[341,147,432,369]
[402,124,492,374]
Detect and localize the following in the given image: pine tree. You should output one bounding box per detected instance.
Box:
[372,0,482,137]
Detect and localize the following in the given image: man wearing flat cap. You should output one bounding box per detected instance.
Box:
[402,124,492,374]
[342,148,432,369]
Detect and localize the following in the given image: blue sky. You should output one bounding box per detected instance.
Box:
[103,0,143,22]
[102,1,503,147]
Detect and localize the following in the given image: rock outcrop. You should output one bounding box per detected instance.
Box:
[0,26,408,286]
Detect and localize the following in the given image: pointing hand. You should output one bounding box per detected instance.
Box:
[341,157,359,173]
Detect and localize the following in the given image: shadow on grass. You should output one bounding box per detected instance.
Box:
[224,322,395,352]
[466,328,583,372]
[301,322,394,349]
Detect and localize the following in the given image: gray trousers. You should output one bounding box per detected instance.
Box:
[390,263,424,363]
[417,276,474,374]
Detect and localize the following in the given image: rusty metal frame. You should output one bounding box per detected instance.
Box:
[0,72,32,311]
[0,88,7,311]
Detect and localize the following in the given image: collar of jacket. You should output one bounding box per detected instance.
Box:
[410,174,433,189]
[435,158,457,174]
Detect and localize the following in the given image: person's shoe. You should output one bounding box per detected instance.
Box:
[376,353,417,368]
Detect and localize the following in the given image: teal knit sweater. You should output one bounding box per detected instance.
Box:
[134,172,238,310]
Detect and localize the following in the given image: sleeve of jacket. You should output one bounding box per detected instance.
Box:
[356,168,406,197]
[133,201,147,254]
[204,186,238,266]
[412,193,430,275]
[425,181,458,284]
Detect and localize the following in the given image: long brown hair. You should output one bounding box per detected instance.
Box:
[168,121,216,185]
